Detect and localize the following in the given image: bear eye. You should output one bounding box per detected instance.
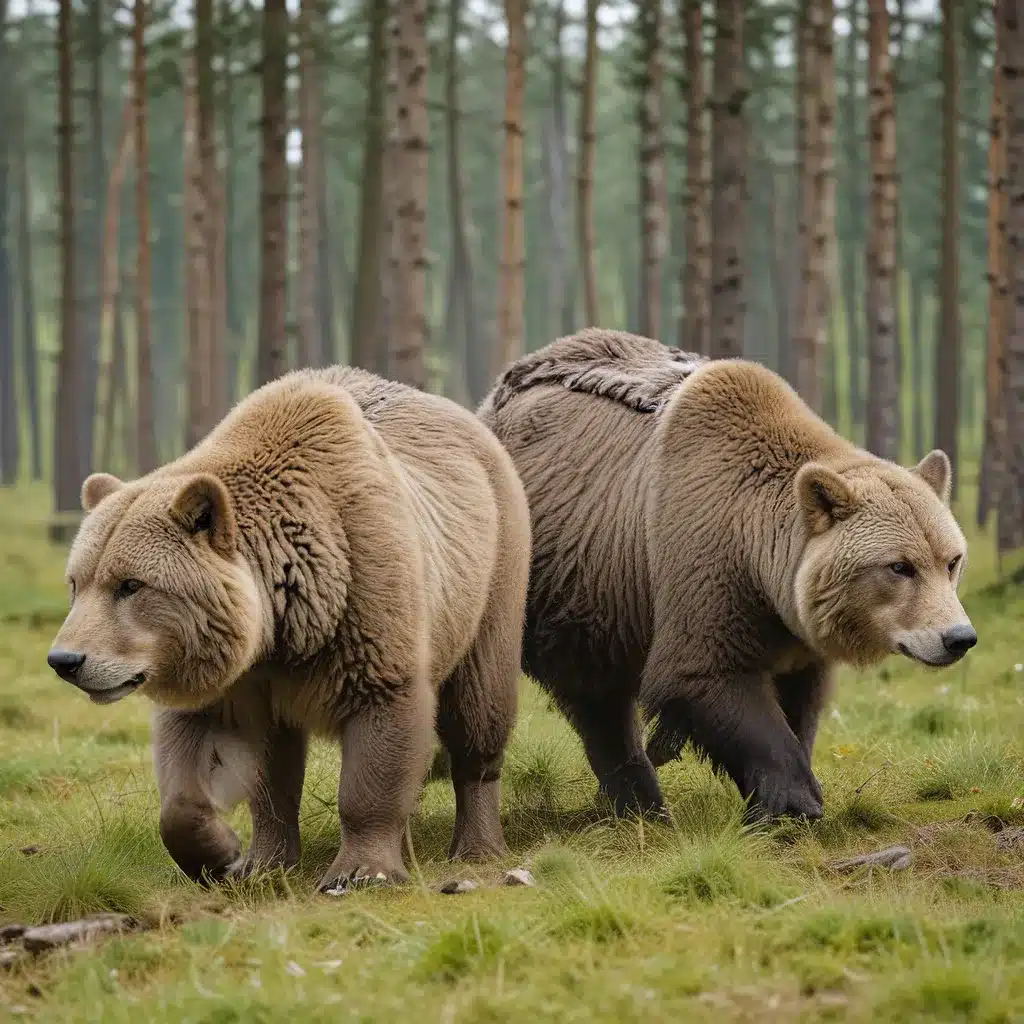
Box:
[889,561,917,578]
[948,555,961,574]
[115,578,145,600]
[68,578,76,603]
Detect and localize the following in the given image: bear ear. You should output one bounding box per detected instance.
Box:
[912,449,952,505]
[169,474,237,556]
[795,463,857,534]
[81,473,124,512]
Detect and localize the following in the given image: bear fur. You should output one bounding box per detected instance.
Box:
[48,366,531,890]
[478,329,976,821]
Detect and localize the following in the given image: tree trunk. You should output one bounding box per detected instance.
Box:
[0,0,17,486]
[445,0,481,405]
[350,0,388,372]
[710,0,747,358]
[256,0,290,387]
[298,0,324,368]
[184,53,213,450]
[980,7,1009,529]
[637,0,667,340]
[864,0,900,462]
[546,0,572,338]
[377,8,399,374]
[133,0,157,475]
[495,0,528,375]
[767,157,791,375]
[222,0,242,401]
[1000,0,1024,555]
[389,0,430,389]
[795,0,823,411]
[577,0,600,327]
[819,0,838,426]
[909,269,926,459]
[934,0,961,498]
[841,0,863,435]
[53,0,83,528]
[77,0,106,485]
[14,68,41,481]
[95,101,133,472]
[681,0,711,355]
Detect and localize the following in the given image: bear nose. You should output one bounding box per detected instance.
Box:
[941,625,977,657]
[47,649,86,681]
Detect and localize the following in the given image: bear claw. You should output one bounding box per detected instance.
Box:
[318,867,397,896]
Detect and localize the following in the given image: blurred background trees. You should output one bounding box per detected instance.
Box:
[0,0,1019,567]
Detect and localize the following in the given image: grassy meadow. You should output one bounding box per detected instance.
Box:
[0,481,1023,1023]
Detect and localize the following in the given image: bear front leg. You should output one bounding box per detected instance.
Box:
[317,681,436,894]
[239,722,308,877]
[640,656,823,821]
[152,708,244,882]
[774,663,834,762]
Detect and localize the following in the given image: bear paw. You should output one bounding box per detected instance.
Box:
[317,863,410,896]
[742,763,824,822]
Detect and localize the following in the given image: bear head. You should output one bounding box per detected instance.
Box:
[47,471,269,711]
[793,449,977,669]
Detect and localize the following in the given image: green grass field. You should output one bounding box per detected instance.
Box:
[1,482,1023,1023]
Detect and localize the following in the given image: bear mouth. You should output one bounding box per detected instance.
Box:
[897,643,960,668]
[85,673,146,705]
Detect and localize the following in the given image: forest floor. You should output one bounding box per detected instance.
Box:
[1,482,1023,1023]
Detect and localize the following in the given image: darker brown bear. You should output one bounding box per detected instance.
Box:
[478,329,976,821]
[48,366,531,890]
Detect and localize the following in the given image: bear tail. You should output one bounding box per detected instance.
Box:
[485,328,706,416]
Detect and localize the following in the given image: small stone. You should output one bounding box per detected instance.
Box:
[21,913,136,954]
[831,845,912,873]
[501,868,536,887]
[0,925,26,945]
[284,960,305,978]
[439,879,479,895]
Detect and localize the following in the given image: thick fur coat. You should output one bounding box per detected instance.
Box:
[49,366,531,889]
[479,329,976,820]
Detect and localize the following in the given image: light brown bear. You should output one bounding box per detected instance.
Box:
[47,366,531,891]
[478,329,977,822]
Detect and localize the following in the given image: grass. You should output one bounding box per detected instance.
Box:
[0,482,1023,1023]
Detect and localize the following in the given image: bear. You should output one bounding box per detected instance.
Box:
[46,365,531,892]
[477,328,977,822]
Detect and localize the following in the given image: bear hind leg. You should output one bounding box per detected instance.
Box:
[436,619,519,863]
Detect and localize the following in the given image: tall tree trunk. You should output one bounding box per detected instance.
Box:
[841,0,863,435]
[766,156,791,373]
[101,274,128,473]
[222,0,242,401]
[495,0,528,375]
[710,0,747,358]
[77,0,106,485]
[795,0,823,411]
[256,0,290,387]
[681,0,710,355]
[1001,0,1024,556]
[445,0,480,404]
[909,270,926,459]
[864,0,899,462]
[935,0,961,497]
[134,0,157,475]
[0,0,17,486]
[318,162,337,364]
[184,53,213,450]
[377,10,399,373]
[350,0,388,372]
[577,0,600,327]
[298,0,324,368]
[637,0,667,340]
[546,0,572,338]
[54,0,82,526]
[819,0,838,426]
[14,68,41,481]
[980,8,1009,529]
[95,101,133,472]
[389,0,430,389]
